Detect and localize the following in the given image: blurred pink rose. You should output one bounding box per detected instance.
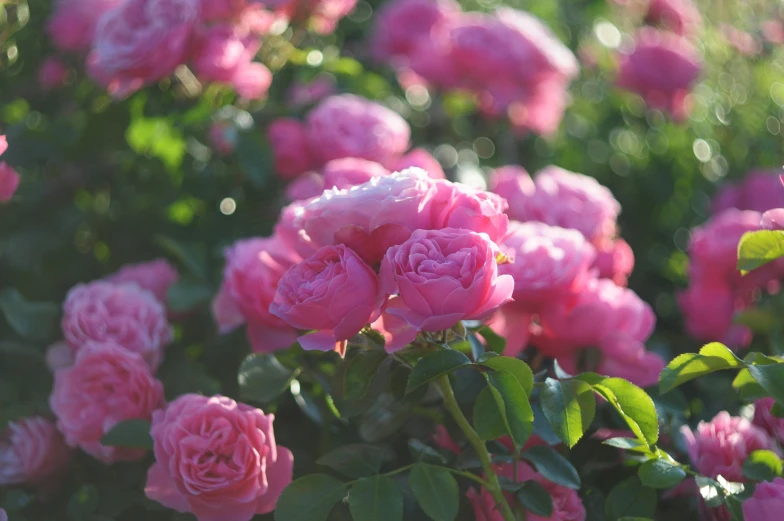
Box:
[392,148,446,179]
[285,172,325,201]
[714,170,784,214]
[489,165,535,209]
[209,120,237,155]
[743,477,784,521]
[370,0,459,63]
[432,425,461,454]
[45,341,75,372]
[762,209,784,231]
[595,335,665,387]
[267,118,315,179]
[47,0,121,52]
[379,228,514,347]
[199,0,247,21]
[145,394,293,521]
[431,180,509,243]
[645,0,701,35]
[50,342,164,463]
[271,244,383,353]
[617,28,702,121]
[213,236,301,352]
[37,57,69,91]
[753,397,784,445]
[593,238,634,286]
[87,0,200,98]
[322,157,390,190]
[104,258,179,306]
[0,162,20,203]
[0,417,71,487]
[232,62,273,100]
[677,280,751,349]
[191,25,261,87]
[305,94,411,166]
[688,208,761,282]
[288,74,336,107]
[681,411,777,481]
[62,281,172,370]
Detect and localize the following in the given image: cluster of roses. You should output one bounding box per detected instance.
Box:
[0,260,293,521]
[43,0,356,98]
[679,169,784,349]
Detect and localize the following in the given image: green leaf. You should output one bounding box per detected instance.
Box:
[476,326,507,354]
[522,446,581,490]
[517,480,554,518]
[540,378,596,448]
[589,377,659,446]
[737,230,784,274]
[605,477,656,520]
[166,280,213,312]
[348,475,403,521]
[638,458,687,489]
[743,449,783,481]
[747,362,784,405]
[100,419,152,450]
[406,350,472,394]
[67,484,99,521]
[473,386,508,441]
[126,115,185,172]
[724,495,745,521]
[408,439,448,464]
[344,350,387,401]
[732,368,768,400]
[409,464,459,521]
[602,437,652,454]
[153,235,207,279]
[317,444,386,479]
[0,288,58,341]
[238,354,295,403]
[275,474,347,521]
[481,357,534,396]
[485,371,534,448]
[735,308,777,333]
[659,343,741,393]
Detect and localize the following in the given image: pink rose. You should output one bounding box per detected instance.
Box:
[742,477,784,521]
[499,221,596,311]
[270,244,383,353]
[322,157,390,190]
[37,57,69,91]
[49,342,164,463]
[213,236,301,352]
[490,165,535,209]
[617,28,702,121]
[45,341,75,372]
[753,397,784,445]
[87,0,200,98]
[737,170,784,213]
[595,335,665,388]
[231,62,273,100]
[761,209,784,231]
[305,94,411,166]
[681,411,777,481]
[288,74,336,107]
[145,394,293,521]
[192,25,260,85]
[199,0,247,21]
[689,208,761,281]
[0,162,20,202]
[267,118,315,179]
[0,417,72,487]
[392,148,446,179]
[47,0,121,52]
[379,228,513,347]
[431,180,509,244]
[285,172,325,201]
[370,0,459,63]
[104,258,179,306]
[645,0,702,36]
[467,462,586,521]
[593,238,634,286]
[61,281,172,370]
[712,183,742,214]
[677,280,751,348]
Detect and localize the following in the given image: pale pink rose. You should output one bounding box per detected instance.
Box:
[322,157,390,190]
[721,24,762,57]
[499,221,596,311]
[753,398,784,445]
[688,208,761,282]
[145,394,293,521]
[379,228,514,346]
[0,136,7,156]
[489,165,535,209]
[593,238,634,286]
[49,342,164,463]
[743,477,784,521]
[231,62,273,100]
[87,0,200,98]
[285,172,325,201]
[192,25,260,85]
[0,417,72,487]
[430,179,509,243]
[645,0,701,35]
[681,411,777,482]
[0,162,20,202]
[762,209,784,231]
[270,245,383,353]
[37,57,69,91]
[617,28,702,121]
[45,341,75,372]
[486,305,531,357]
[288,74,336,107]
[595,335,664,388]
[104,259,179,305]
[267,118,315,179]
[47,0,122,52]
[209,120,237,155]
[467,462,586,521]
[391,148,446,179]
[762,20,784,44]
[213,236,301,352]
[305,94,411,166]
[61,281,172,370]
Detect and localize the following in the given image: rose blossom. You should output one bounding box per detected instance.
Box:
[370,0,459,63]
[593,335,664,388]
[0,162,20,203]
[145,394,293,521]
[681,411,777,481]
[49,342,164,463]
[87,0,201,98]
[104,258,179,305]
[305,94,411,166]
[593,238,634,285]
[712,170,784,215]
[431,180,509,244]
[762,209,784,231]
[231,62,273,100]
[285,172,325,201]
[191,25,265,94]
[645,0,702,36]
[322,157,390,190]
[62,281,172,369]
[489,165,535,210]
[753,397,784,445]
[677,280,751,348]
[688,208,761,281]
[617,28,702,121]
[742,477,784,521]
[0,417,72,487]
[288,74,336,107]
[38,57,69,91]
[47,0,121,52]
[267,118,315,179]
[379,228,514,349]
[271,244,383,353]
[391,148,446,180]
[213,236,301,352]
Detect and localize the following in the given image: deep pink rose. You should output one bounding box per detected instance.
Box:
[62,281,172,369]
[37,57,69,91]
[467,462,586,521]
[689,208,761,281]
[47,0,121,52]
[712,183,742,214]
[593,238,634,286]
[45,341,75,372]
[322,157,390,190]
[431,180,509,244]
[0,417,72,487]
[0,162,20,202]
[87,0,200,98]
[681,411,777,481]
[677,280,751,348]
[499,221,596,311]
[392,148,446,179]
[645,0,702,35]
[712,171,784,214]
[199,0,247,21]
[370,0,459,63]
[617,28,702,121]
[267,118,315,179]
[192,25,260,85]
[753,398,784,445]
[145,394,293,521]
[50,342,164,463]
[213,236,301,352]
[285,172,325,201]
[305,94,411,166]
[742,477,784,521]
[270,244,383,353]
[104,258,179,306]
[379,228,514,347]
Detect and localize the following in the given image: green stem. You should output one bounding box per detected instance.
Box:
[435,375,517,521]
